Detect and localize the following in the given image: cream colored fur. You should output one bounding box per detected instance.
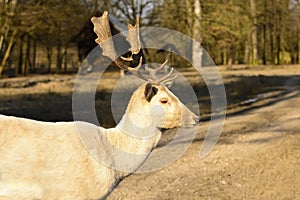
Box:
[0,83,198,199]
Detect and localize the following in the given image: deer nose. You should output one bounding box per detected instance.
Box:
[193,115,200,123]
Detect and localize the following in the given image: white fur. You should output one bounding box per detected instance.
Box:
[0,83,198,199]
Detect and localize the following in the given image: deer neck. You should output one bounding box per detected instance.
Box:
[101,113,160,176]
[116,109,162,151]
[115,90,162,152]
[102,89,162,174]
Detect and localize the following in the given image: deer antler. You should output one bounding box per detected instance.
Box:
[121,18,141,61]
[91,11,177,84]
[91,11,117,60]
[91,11,147,81]
[145,60,177,84]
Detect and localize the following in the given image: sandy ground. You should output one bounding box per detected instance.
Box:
[108,90,300,200]
[0,65,299,199]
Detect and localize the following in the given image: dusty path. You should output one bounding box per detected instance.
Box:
[108,90,300,200]
[0,65,299,199]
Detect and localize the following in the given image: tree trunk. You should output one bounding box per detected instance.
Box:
[63,46,68,72]
[56,43,63,73]
[244,41,250,64]
[250,0,258,65]
[276,7,282,65]
[276,33,281,65]
[269,0,276,64]
[17,35,24,75]
[262,25,267,65]
[262,0,267,65]
[297,31,299,64]
[31,39,37,73]
[23,35,31,76]
[190,0,202,67]
[0,30,16,77]
[21,35,28,76]
[269,23,275,64]
[46,46,52,73]
[223,48,227,65]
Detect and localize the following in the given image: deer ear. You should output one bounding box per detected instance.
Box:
[144,83,158,102]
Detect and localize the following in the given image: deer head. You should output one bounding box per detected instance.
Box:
[91,12,199,130]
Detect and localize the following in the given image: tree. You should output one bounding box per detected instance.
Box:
[109,0,161,26]
[34,0,89,73]
[1,0,299,77]
[250,0,258,64]
[199,0,299,65]
[285,0,300,64]
[201,0,252,65]
[0,0,18,76]
[186,0,202,66]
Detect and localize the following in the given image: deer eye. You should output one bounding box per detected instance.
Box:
[160,98,168,104]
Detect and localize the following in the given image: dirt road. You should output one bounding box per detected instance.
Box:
[0,65,299,199]
[108,90,300,200]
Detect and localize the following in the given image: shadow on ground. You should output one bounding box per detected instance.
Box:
[0,73,299,129]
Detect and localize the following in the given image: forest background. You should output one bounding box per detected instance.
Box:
[0,0,299,77]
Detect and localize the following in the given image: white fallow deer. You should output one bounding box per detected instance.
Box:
[0,12,199,200]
